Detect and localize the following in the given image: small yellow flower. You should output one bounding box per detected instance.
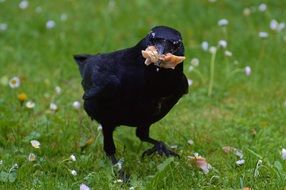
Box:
[18,92,27,103]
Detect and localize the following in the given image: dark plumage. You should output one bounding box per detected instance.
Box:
[74,26,188,166]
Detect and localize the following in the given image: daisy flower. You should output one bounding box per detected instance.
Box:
[26,101,35,109]
[19,0,29,9]
[9,76,20,88]
[72,101,81,109]
[46,20,56,29]
[244,66,252,76]
[218,18,229,27]
[31,140,40,149]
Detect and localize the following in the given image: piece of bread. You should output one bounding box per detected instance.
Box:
[141,46,185,69]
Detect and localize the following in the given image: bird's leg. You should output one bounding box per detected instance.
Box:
[136,126,179,158]
[102,126,129,182]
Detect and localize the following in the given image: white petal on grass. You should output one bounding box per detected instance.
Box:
[70,154,76,161]
[114,179,123,183]
[129,187,135,190]
[254,159,263,177]
[188,79,193,86]
[187,139,194,145]
[234,149,244,159]
[190,58,199,67]
[46,20,56,29]
[80,184,90,190]
[258,3,267,12]
[281,148,286,160]
[245,66,252,76]
[218,18,229,27]
[50,103,58,111]
[170,145,178,149]
[72,101,81,109]
[19,0,29,9]
[26,101,35,109]
[201,41,209,51]
[218,40,227,48]
[9,76,20,88]
[224,50,233,57]
[28,153,36,162]
[0,23,8,31]
[259,31,268,38]
[70,170,77,176]
[30,140,40,149]
[236,159,245,166]
[97,124,102,131]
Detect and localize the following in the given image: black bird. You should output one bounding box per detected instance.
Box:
[74,26,188,165]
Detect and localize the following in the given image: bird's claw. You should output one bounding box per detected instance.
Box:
[142,141,180,158]
[117,169,130,183]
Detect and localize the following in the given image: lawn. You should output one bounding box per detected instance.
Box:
[1,0,286,189]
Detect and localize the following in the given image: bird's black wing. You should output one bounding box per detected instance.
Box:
[74,54,121,100]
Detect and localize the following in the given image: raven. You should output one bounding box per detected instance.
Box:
[74,26,188,166]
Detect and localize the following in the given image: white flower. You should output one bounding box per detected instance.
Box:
[218,40,227,48]
[80,184,90,190]
[50,103,58,111]
[19,0,29,9]
[201,41,209,51]
[209,46,217,54]
[234,149,244,159]
[187,139,194,145]
[70,170,77,176]
[72,101,81,109]
[55,86,62,94]
[0,23,7,31]
[270,19,279,30]
[114,179,123,183]
[259,32,268,39]
[281,148,286,160]
[9,76,20,88]
[170,145,178,149]
[243,8,251,16]
[258,3,267,12]
[236,159,245,166]
[224,50,232,57]
[70,154,76,162]
[218,18,229,27]
[129,187,135,190]
[26,101,35,109]
[188,79,193,86]
[244,66,251,76]
[190,58,199,67]
[60,14,68,21]
[46,20,56,29]
[30,140,40,149]
[28,153,36,162]
[97,124,102,131]
[35,6,42,13]
[188,65,194,72]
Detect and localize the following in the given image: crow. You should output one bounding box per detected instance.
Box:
[74,26,188,167]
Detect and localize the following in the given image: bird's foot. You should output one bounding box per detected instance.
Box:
[113,159,130,183]
[142,141,179,158]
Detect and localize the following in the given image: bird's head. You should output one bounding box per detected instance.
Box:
[141,26,185,70]
[146,26,184,56]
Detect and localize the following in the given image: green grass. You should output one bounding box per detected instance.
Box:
[1,0,286,189]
